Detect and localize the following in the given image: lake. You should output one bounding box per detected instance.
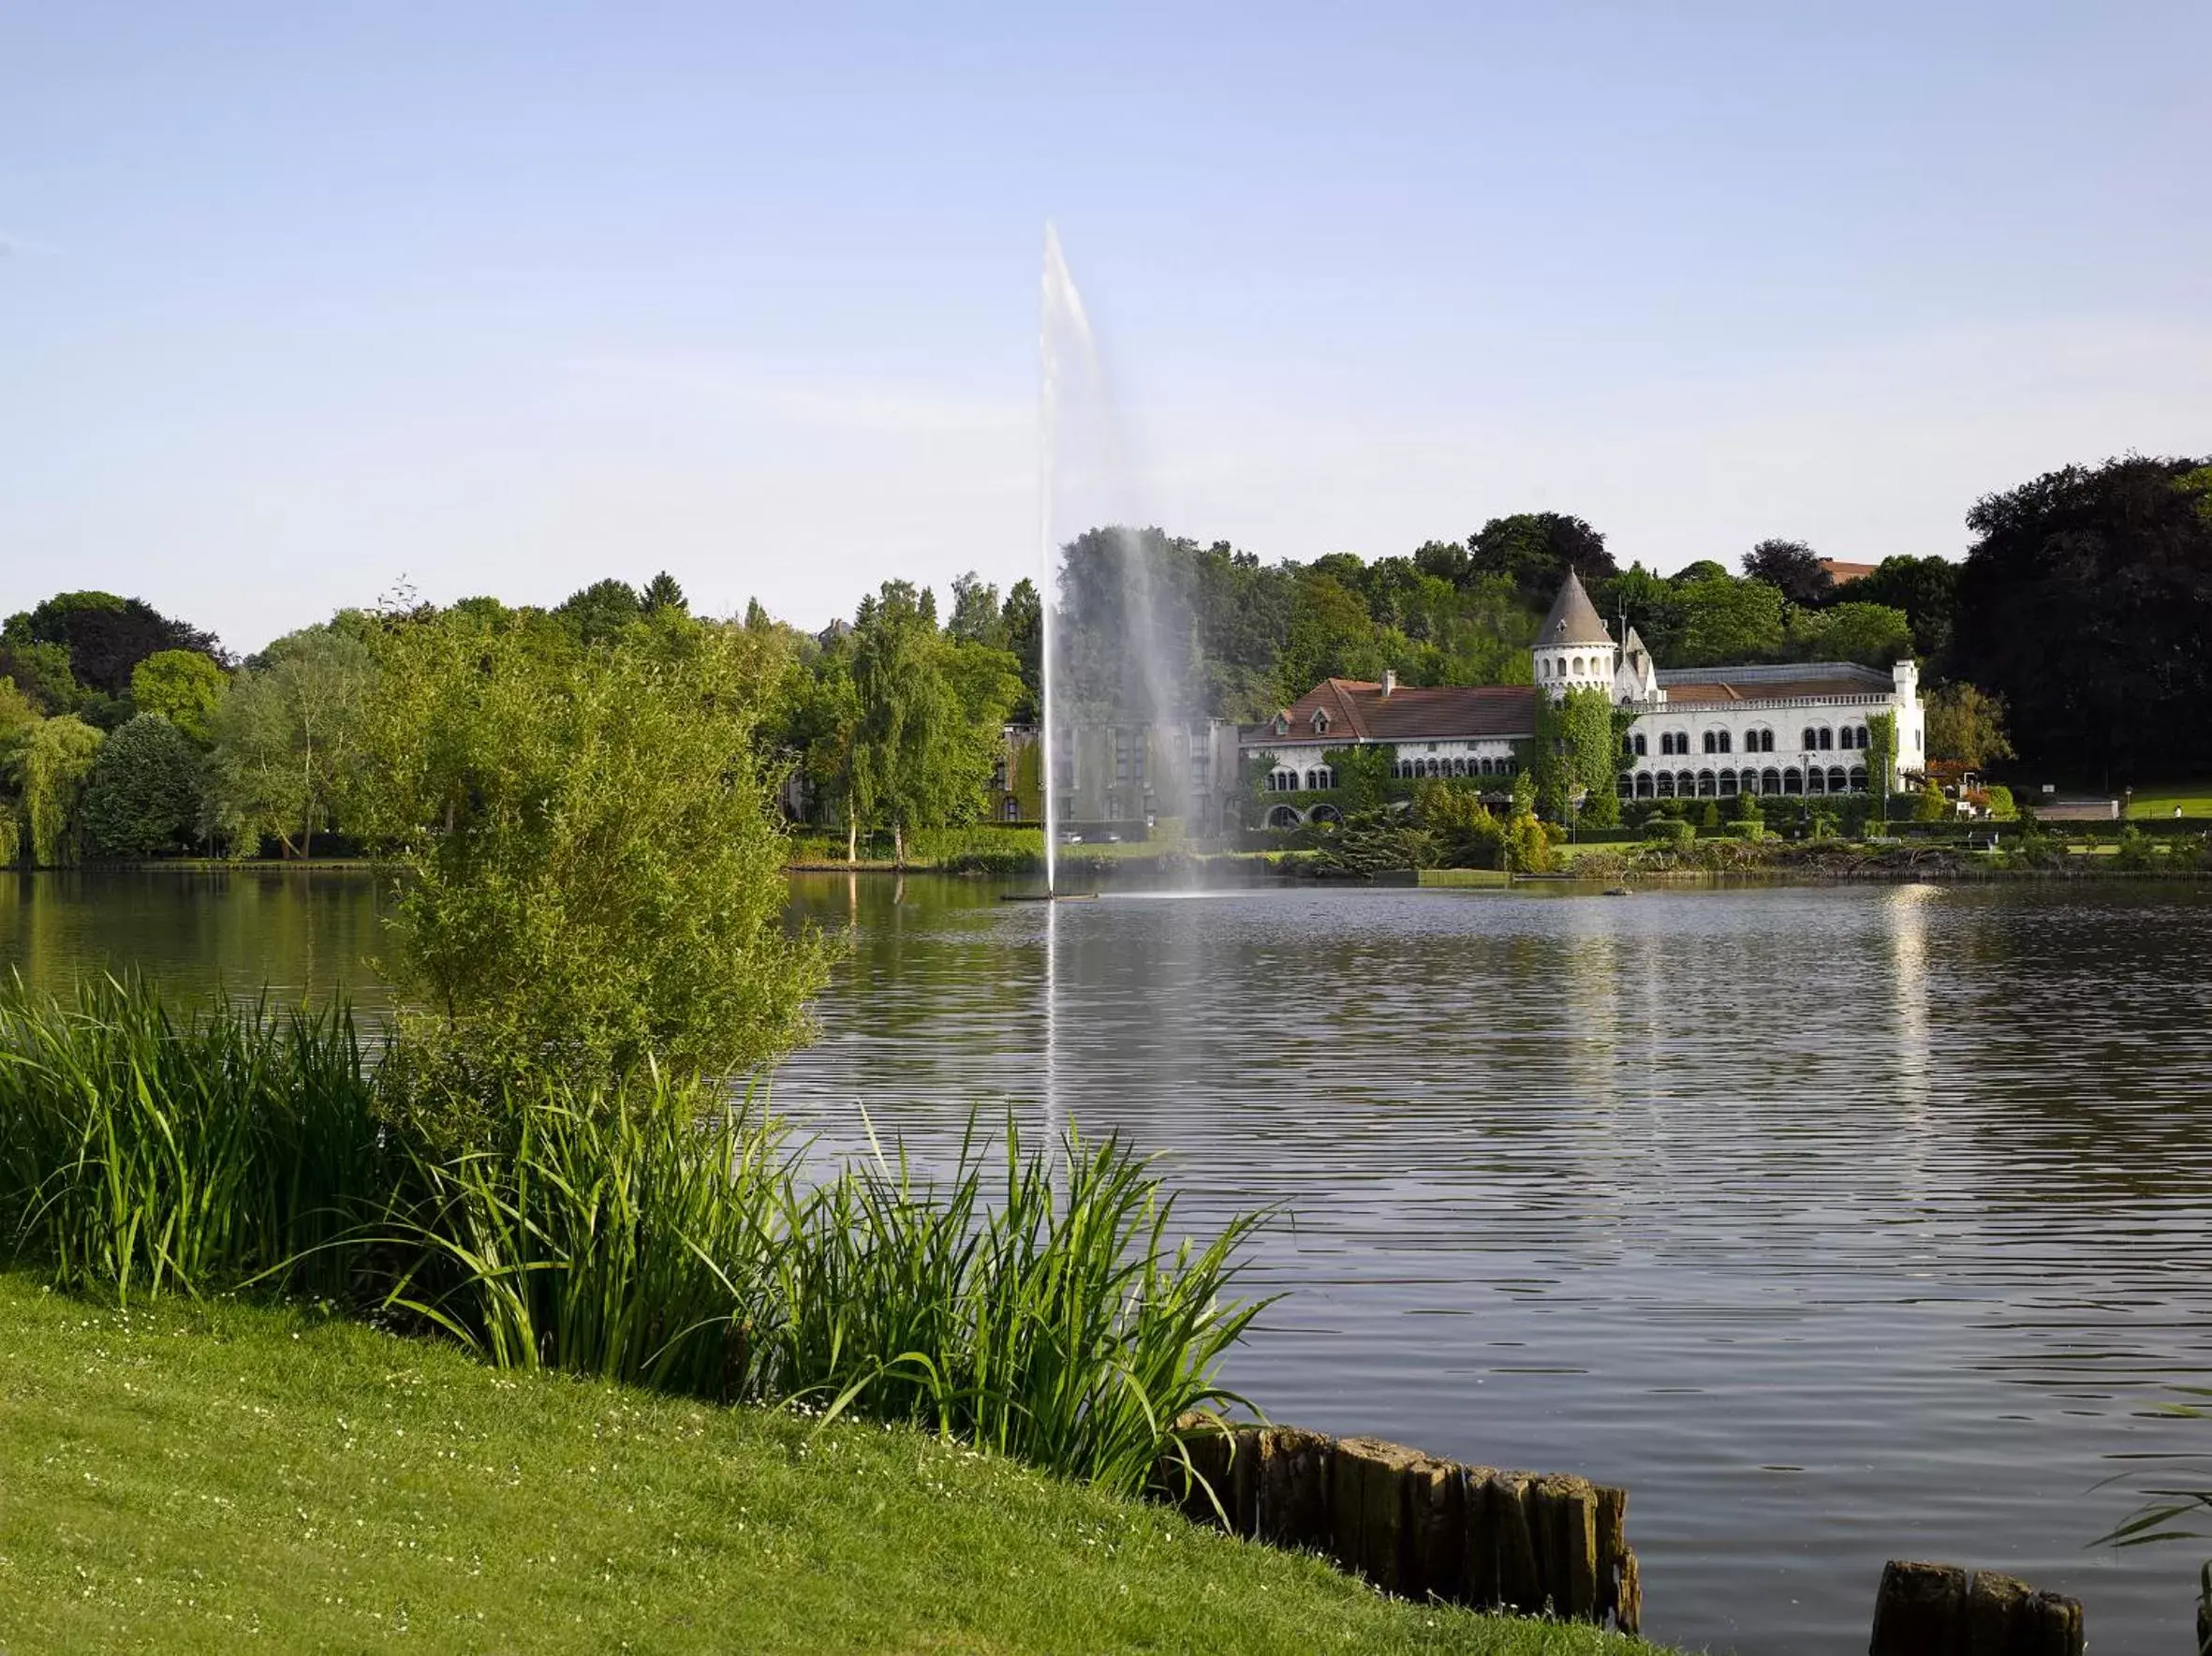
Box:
[6,865,2211,1654]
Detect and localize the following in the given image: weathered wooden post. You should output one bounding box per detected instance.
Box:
[1255,1427,1332,1553]
[1867,1560,2083,1655]
[1150,1419,1638,1634]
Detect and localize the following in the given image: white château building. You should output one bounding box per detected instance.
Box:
[1245,569,1924,827]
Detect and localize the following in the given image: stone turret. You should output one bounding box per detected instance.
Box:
[1533,570,1615,702]
[1615,625,1659,702]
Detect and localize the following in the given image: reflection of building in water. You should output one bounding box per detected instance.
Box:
[1889,883,1935,1113]
[1245,571,1927,828]
[1556,924,1622,1115]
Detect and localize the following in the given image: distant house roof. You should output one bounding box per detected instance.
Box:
[1821,559,1879,584]
[1653,661,1893,703]
[1244,678,1539,747]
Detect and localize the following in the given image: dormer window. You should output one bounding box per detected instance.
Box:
[1311,709,1330,734]
[1274,716,1290,736]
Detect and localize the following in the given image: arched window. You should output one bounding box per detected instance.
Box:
[1265,804,1301,829]
[1848,765,1868,792]
[1698,770,1718,797]
[1747,728,1773,753]
[1807,767,1826,795]
[1829,766,1850,794]
[1718,730,1733,754]
[1802,726,1818,751]
[1540,658,1552,678]
[1317,767,1336,790]
[1272,769,1297,792]
[1002,795,1022,821]
[1762,767,1782,794]
[1718,769,1739,796]
[1783,766,1803,795]
[1631,732,1647,756]
[1818,727,1834,751]
[1655,772,1675,798]
[1616,772,1635,796]
[1636,773,1655,798]
[1740,769,1759,796]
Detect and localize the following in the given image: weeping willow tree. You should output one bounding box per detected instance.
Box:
[4,717,106,866]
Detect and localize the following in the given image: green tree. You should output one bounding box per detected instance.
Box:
[3,716,105,865]
[1468,512,1617,603]
[204,628,376,859]
[553,578,644,645]
[1924,682,2017,771]
[1785,601,1915,667]
[641,571,687,614]
[79,714,205,857]
[1742,539,1833,608]
[1951,454,2212,776]
[1276,572,1382,702]
[4,590,222,696]
[130,649,228,743]
[947,572,1008,648]
[0,639,80,714]
[1846,554,1959,660]
[999,578,1042,723]
[849,583,1020,865]
[353,606,828,1111]
[1672,570,1784,666]
[1410,777,1503,866]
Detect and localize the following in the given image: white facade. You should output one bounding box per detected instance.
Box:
[1618,659,1924,801]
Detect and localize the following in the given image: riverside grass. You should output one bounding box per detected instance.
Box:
[0,1274,1669,1655]
[0,978,1259,1500]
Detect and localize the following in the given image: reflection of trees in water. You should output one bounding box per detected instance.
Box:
[0,867,386,1010]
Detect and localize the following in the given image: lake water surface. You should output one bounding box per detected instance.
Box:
[6,866,2211,1654]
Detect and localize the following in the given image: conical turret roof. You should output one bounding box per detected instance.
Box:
[1539,570,1613,647]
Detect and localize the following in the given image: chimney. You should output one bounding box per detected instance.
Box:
[1380,668,1397,697]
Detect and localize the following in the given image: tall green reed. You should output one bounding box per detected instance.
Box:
[0,980,1272,1495]
[0,978,379,1303]
[769,1117,1271,1495]
[377,1075,787,1398]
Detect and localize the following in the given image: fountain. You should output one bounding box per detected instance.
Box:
[1030,222,1193,900]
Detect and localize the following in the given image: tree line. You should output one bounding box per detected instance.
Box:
[0,451,2203,865]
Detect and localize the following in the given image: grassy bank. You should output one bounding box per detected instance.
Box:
[0,1273,1668,1654]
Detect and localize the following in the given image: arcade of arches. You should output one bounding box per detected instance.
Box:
[1623,764,1870,800]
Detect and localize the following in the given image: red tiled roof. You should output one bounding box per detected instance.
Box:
[1820,559,1878,584]
[1243,678,1539,747]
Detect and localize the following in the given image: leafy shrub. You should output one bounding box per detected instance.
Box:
[352,609,830,1115]
[2114,826,2162,870]
[1983,784,2017,820]
[1644,818,1695,848]
[81,713,205,857]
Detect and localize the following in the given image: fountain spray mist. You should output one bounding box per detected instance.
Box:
[1038,223,1194,877]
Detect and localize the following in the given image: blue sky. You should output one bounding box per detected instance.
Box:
[3,3,2206,651]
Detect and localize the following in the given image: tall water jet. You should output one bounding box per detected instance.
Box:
[1037,223,1197,889]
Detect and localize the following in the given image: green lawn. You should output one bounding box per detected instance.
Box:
[0,1274,1670,1655]
[2125,787,2212,820]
